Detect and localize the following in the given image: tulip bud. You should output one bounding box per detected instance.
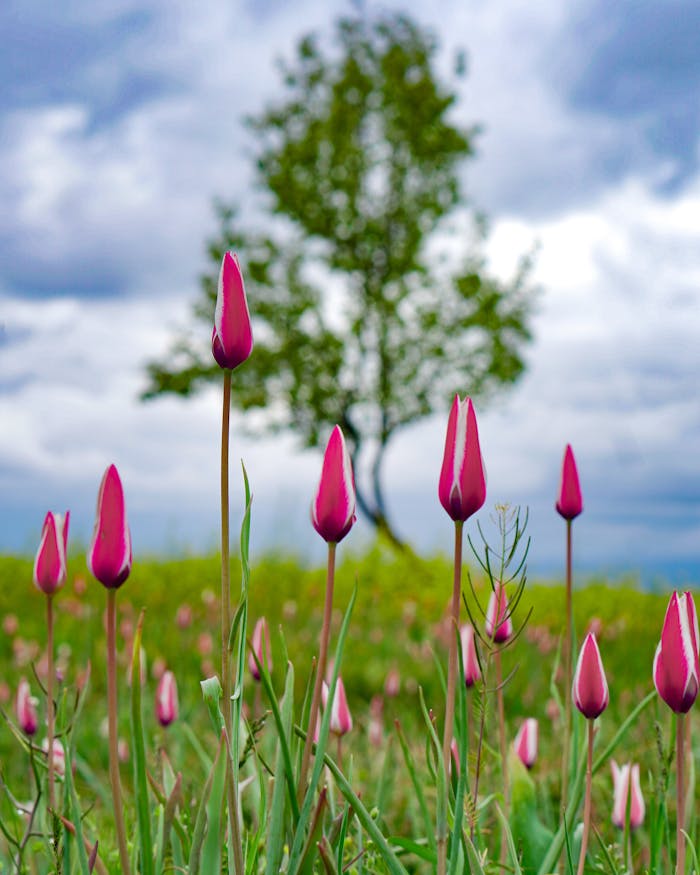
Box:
[87,465,132,589]
[156,670,178,727]
[212,252,253,370]
[555,444,583,520]
[16,678,38,736]
[248,617,272,681]
[573,632,609,719]
[611,760,645,830]
[450,738,460,777]
[33,511,70,596]
[321,677,353,737]
[513,718,538,769]
[439,396,487,522]
[368,695,384,747]
[460,624,481,686]
[384,667,400,698]
[311,426,356,544]
[485,582,513,644]
[41,738,66,778]
[653,591,699,714]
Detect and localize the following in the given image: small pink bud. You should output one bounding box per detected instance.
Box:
[384,667,400,698]
[33,511,70,595]
[555,444,583,520]
[653,591,699,714]
[249,617,272,681]
[87,465,132,589]
[16,678,38,736]
[573,632,609,719]
[42,738,65,778]
[485,583,513,644]
[212,251,253,370]
[438,396,487,522]
[611,760,645,830]
[156,670,178,727]
[513,718,538,769]
[460,624,481,686]
[450,738,460,777]
[368,696,384,747]
[311,426,356,544]
[321,677,353,737]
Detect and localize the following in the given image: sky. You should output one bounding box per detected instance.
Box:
[2,0,699,585]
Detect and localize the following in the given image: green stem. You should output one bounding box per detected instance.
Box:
[46,595,55,812]
[576,720,595,875]
[107,589,131,875]
[298,541,337,803]
[562,519,573,807]
[495,648,509,864]
[677,714,686,875]
[219,369,244,875]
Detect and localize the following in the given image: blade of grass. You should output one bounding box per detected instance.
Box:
[265,663,295,875]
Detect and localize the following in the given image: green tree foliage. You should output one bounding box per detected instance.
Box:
[143,13,534,549]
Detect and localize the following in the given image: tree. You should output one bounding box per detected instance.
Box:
[143,12,534,550]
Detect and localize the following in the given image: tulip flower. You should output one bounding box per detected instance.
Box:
[87,465,132,590]
[653,591,699,714]
[573,632,609,720]
[311,426,356,544]
[41,738,66,779]
[211,251,253,371]
[555,444,583,520]
[156,670,178,727]
[322,677,353,737]
[248,617,272,681]
[438,395,487,522]
[611,760,645,830]
[513,718,538,769]
[384,666,400,698]
[460,624,481,687]
[485,582,513,644]
[16,678,38,736]
[33,511,69,595]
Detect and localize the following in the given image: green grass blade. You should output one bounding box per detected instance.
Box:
[265,662,295,875]
[188,730,225,875]
[394,719,435,850]
[495,803,523,875]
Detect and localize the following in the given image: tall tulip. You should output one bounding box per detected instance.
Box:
[556,443,583,807]
[611,761,645,830]
[156,670,179,728]
[514,718,538,770]
[87,465,131,875]
[573,633,608,875]
[299,426,356,799]
[211,251,253,371]
[16,678,38,736]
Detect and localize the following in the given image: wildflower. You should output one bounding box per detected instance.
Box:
[513,718,538,769]
[249,617,272,681]
[87,465,132,589]
[311,426,356,543]
[653,591,699,713]
[34,511,69,595]
[16,679,38,736]
[611,760,645,830]
[555,444,583,520]
[573,633,609,719]
[155,670,178,727]
[211,251,253,370]
[485,582,513,644]
[438,395,486,522]
[322,677,353,736]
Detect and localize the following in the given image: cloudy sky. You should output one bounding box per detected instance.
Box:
[2,0,699,584]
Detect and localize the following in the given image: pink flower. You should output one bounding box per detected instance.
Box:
[555,444,583,520]
[368,695,384,747]
[611,760,645,830]
[573,632,609,719]
[311,426,356,544]
[439,396,487,522]
[87,465,132,589]
[513,718,538,769]
[384,667,400,698]
[450,738,460,777]
[460,624,481,686]
[653,591,699,714]
[33,511,69,596]
[485,583,513,644]
[16,678,38,736]
[156,670,178,727]
[248,617,272,681]
[41,738,65,778]
[321,677,353,737]
[212,251,253,370]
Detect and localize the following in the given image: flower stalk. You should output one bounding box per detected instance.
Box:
[46,595,55,812]
[576,718,595,875]
[677,714,686,875]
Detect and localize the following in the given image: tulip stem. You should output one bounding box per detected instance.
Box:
[106,589,131,875]
[677,714,686,875]
[576,719,595,875]
[562,519,573,807]
[219,369,245,875]
[46,595,55,813]
[298,541,337,803]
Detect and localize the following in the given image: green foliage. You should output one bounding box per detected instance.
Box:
[143,12,535,546]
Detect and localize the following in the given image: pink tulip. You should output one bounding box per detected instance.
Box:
[87,465,132,589]
[321,677,353,737]
[248,617,272,681]
[384,667,400,698]
[155,670,178,727]
[573,632,609,719]
[212,251,253,370]
[460,624,481,686]
[311,426,356,543]
[653,591,699,714]
[16,678,38,736]
[611,760,645,830]
[42,738,65,778]
[485,582,513,644]
[513,718,538,769]
[555,444,583,520]
[439,396,487,522]
[368,695,384,747]
[33,511,69,595]
[450,737,460,777]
